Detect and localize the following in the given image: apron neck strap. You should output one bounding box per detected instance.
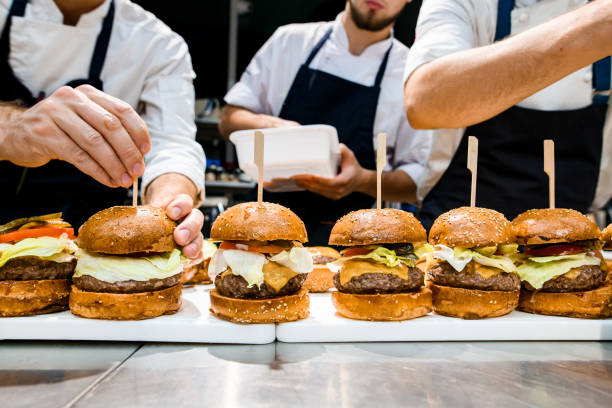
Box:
[304,27,333,67]
[87,0,114,84]
[374,42,393,88]
[0,0,28,61]
[494,0,515,41]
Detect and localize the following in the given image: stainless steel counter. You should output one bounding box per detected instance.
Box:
[2,341,611,408]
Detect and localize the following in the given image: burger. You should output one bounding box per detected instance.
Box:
[69,206,183,320]
[208,202,313,323]
[603,224,611,251]
[0,213,76,316]
[181,240,217,285]
[328,208,432,321]
[512,208,611,318]
[427,207,520,319]
[303,247,340,292]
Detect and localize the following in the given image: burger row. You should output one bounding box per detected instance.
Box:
[0,203,611,322]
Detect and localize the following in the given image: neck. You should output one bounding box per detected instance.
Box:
[342,6,392,55]
[54,0,106,26]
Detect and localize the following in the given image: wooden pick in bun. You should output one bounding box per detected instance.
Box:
[511,209,610,318]
[329,208,431,321]
[69,206,183,320]
[427,207,520,319]
[209,202,312,324]
[303,247,340,292]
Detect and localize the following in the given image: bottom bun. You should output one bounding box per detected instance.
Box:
[69,284,182,320]
[518,281,612,318]
[210,288,309,324]
[304,267,334,292]
[182,259,212,285]
[0,279,71,317]
[331,288,432,321]
[429,283,519,319]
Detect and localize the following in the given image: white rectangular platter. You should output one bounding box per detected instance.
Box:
[276,292,612,343]
[0,285,275,344]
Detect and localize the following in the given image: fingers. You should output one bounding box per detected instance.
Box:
[183,231,204,259]
[175,208,205,259]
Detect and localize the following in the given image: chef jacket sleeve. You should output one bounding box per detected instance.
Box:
[389,121,432,194]
[138,32,206,200]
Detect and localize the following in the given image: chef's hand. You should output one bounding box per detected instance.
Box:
[261,115,300,128]
[145,173,204,259]
[291,144,366,200]
[0,85,149,188]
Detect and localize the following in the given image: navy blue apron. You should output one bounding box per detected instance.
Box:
[418,0,609,230]
[0,0,126,228]
[266,27,392,245]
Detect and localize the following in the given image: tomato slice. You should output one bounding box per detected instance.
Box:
[525,244,588,257]
[0,227,75,243]
[219,241,285,254]
[341,247,371,257]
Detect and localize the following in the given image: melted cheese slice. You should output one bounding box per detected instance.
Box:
[222,261,298,293]
[472,263,503,279]
[339,259,409,285]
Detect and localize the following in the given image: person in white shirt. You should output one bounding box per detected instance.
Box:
[0,0,206,258]
[219,0,430,244]
[403,0,612,230]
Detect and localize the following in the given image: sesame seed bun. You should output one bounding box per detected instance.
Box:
[331,288,432,321]
[602,224,611,250]
[329,209,426,246]
[428,283,519,319]
[512,208,601,245]
[78,206,177,255]
[210,202,308,243]
[0,279,71,317]
[429,207,514,248]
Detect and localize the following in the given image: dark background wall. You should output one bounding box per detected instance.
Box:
[133,0,423,100]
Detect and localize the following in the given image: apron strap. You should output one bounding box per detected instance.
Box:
[494,0,514,41]
[0,0,28,62]
[304,27,332,67]
[87,0,114,85]
[374,43,393,88]
[592,57,611,105]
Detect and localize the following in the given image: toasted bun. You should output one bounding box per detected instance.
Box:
[0,279,70,317]
[181,259,212,285]
[518,282,612,318]
[210,202,307,243]
[429,207,514,248]
[329,209,426,246]
[303,267,335,292]
[512,208,601,245]
[69,284,181,320]
[307,246,341,262]
[602,224,612,249]
[78,206,177,254]
[428,283,519,319]
[331,288,432,321]
[209,288,309,323]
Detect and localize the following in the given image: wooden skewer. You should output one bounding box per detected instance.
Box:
[376,133,387,210]
[544,139,555,209]
[132,178,138,207]
[467,136,479,208]
[254,130,264,204]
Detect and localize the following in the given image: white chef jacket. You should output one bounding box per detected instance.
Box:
[225,12,432,193]
[0,0,205,196]
[404,0,612,210]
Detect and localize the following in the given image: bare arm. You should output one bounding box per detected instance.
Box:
[218,104,299,139]
[405,0,612,129]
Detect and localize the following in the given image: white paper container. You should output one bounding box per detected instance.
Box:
[276,293,612,342]
[229,125,340,192]
[0,286,275,344]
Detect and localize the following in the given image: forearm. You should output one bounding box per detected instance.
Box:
[357,169,417,203]
[0,104,26,162]
[144,173,199,207]
[218,105,279,139]
[405,0,612,129]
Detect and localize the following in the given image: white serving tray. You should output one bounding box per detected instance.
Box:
[276,292,612,342]
[0,285,275,344]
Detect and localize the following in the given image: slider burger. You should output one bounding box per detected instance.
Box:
[0,214,76,316]
[328,208,432,321]
[427,207,520,319]
[181,240,217,285]
[209,202,313,323]
[303,247,341,292]
[69,206,183,320]
[512,209,611,318]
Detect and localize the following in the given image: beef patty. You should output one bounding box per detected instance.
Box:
[312,255,338,265]
[72,273,181,293]
[214,273,307,299]
[333,267,424,294]
[427,261,520,292]
[0,257,76,281]
[522,265,606,292]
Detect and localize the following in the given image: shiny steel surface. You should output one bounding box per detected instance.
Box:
[1,341,611,407]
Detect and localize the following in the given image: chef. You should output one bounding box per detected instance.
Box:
[0,0,205,258]
[219,0,430,244]
[403,0,612,229]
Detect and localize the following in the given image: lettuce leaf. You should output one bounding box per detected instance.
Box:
[74,249,183,282]
[517,253,601,289]
[221,250,266,288]
[334,246,416,269]
[270,247,313,273]
[201,240,217,259]
[0,235,73,268]
[433,245,517,273]
[414,243,434,258]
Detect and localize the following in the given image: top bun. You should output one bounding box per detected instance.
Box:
[329,209,426,246]
[429,207,514,248]
[602,224,612,249]
[512,208,601,245]
[78,206,177,254]
[307,246,341,262]
[210,202,308,242]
